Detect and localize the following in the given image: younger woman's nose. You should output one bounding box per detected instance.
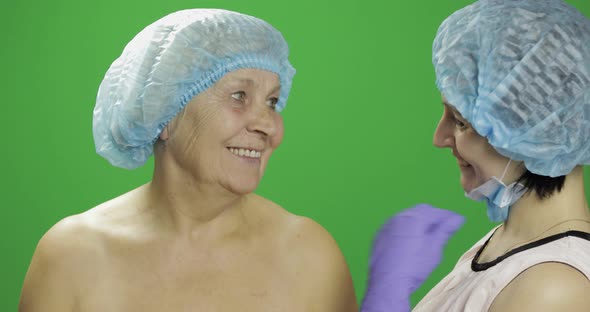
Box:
[433,116,454,148]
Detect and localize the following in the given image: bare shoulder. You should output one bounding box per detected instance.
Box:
[287,217,358,311]
[19,212,106,312]
[250,195,357,311]
[35,192,135,257]
[37,213,105,260]
[19,188,143,312]
[489,262,590,312]
[286,215,343,256]
[248,194,344,255]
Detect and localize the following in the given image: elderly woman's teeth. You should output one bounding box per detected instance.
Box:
[229,147,261,158]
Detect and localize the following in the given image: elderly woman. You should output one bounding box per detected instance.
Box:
[363,0,590,311]
[19,9,357,311]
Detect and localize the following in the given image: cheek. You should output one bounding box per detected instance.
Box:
[454,134,471,159]
[176,107,224,155]
[456,130,485,157]
[456,132,509,178]
[270,115,285,148]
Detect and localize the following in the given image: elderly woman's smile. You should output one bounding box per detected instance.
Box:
[227,147,262,159]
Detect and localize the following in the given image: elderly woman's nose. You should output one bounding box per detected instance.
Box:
[247,102,276,136]
[433,117,454,148]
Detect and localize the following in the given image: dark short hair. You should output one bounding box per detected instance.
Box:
[517,170,566,200]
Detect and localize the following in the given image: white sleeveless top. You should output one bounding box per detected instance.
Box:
[413,227,590,312]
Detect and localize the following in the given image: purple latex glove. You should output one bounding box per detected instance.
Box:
[361,204,465,312]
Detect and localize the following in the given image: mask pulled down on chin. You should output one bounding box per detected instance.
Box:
[465,159,527,222]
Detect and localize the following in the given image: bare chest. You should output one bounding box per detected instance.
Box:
[77,243,308,311]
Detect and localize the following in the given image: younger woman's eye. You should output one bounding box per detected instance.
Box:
[453,115,467,129]
[266,97,279,111]
[231,91,246,101]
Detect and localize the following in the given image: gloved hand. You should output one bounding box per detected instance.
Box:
[361,204,465,312]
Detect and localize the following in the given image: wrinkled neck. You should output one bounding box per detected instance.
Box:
[147,141,249,239]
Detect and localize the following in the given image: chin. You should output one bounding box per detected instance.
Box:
[459,170,476,192]
[460,178,471,193]
[461,174,488,193]
[225,177,261,195]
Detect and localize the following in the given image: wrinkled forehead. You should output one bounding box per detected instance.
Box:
[220,68,280,85]
[211,68,281,95]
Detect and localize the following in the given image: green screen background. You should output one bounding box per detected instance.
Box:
[2,0,590,309]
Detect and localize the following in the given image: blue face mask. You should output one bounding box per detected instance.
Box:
[465,160,527,222]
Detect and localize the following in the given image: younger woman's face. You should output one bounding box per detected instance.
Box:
[432,97,524,191]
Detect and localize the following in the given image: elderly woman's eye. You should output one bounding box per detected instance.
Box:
[231,91,246,101]
[266,97,279,110]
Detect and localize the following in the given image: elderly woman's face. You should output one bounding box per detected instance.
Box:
[165,68,284,194]
[433,97,524,192]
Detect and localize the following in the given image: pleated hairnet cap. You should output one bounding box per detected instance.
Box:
[433,0,590,177]
[93,9,296,169]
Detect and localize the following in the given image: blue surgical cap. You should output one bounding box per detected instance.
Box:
[93,9,296,169]
[433,0,590,177]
